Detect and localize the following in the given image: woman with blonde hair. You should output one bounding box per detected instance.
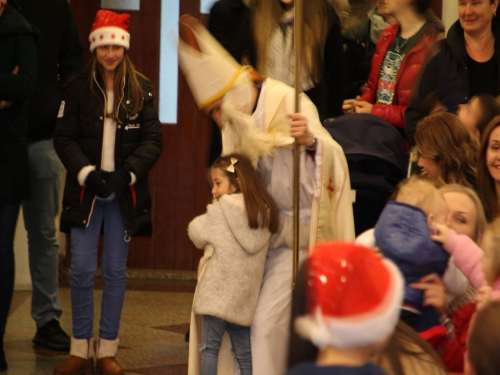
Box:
[251,0,349,118]
[412,184,487,371]
[415,112,479,188]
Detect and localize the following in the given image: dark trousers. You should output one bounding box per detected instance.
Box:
[0,202,21,338]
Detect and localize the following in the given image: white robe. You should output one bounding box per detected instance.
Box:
[188,78,355,375]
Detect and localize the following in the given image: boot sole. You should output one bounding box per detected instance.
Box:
[33,337,70,352]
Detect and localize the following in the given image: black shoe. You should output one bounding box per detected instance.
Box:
[32,319,70,351]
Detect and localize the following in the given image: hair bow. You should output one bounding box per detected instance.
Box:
[227,158,238,173]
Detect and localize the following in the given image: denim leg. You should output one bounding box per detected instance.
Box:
[99,200,130,340]
[200,315,226,375]
[21,139,63,328]
[70,200,103,339]
[226,322,252,375]
[0,203,20,338]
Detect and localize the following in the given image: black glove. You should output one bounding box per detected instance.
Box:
[101,168,132,198]
[84,171,107,197]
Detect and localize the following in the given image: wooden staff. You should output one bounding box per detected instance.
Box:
[292,0,303,289]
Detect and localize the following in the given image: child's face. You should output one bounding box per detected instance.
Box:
[443,191,478,240]
[211,167,236,201]
[458,97,481,137]
[96,45,125,74]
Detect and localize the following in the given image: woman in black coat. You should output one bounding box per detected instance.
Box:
[0,1,37,371]
[405,0,500,146]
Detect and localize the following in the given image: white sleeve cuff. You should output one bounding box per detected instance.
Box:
[78,165,96,186]
[129,172,136,185]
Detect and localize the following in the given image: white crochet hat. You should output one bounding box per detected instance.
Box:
[89,10,130,52]
[295,242,404,350]
[177,14,243,109]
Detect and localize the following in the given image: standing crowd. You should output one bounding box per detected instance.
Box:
[2,0,500,375]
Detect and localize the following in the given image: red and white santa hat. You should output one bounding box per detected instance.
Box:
[89,10,130,52]
[295,242,404,350]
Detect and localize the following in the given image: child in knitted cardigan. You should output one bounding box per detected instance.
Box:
[187,153,279,375]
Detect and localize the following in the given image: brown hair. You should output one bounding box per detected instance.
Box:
[467,301,500,375]
[415,112,479,188]
[89,51,145,124]
[474,94,500,136]
[251,0,349,84]
[439,184,487,244]
[211,153,279,233]
[478,115,500,222]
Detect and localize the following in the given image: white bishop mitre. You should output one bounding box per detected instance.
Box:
[178,15,244,110]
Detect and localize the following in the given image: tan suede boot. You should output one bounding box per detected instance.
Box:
[95,338,123,375]
[53,337,95,375]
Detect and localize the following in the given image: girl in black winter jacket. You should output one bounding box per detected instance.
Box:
[53,10,162,375]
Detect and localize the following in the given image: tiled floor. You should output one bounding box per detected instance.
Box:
[4,278,197,375]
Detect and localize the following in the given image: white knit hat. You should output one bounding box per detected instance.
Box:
[89,10,130,52]
[295,242,404,350]
[177,14,243,109]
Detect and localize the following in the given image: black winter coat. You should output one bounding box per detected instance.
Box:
[54,72,163,236]
[10,0,84,143]
[0,4,38,203]
[405,19,500,146]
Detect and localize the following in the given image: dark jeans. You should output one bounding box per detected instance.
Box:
[0,203,21,338]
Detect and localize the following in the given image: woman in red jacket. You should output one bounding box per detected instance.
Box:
[342,0,443,145]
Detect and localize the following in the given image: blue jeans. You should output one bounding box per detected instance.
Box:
[0,203,21,337]
[70,199,130,340]
[21,139,63,328]
[200,315,252,375]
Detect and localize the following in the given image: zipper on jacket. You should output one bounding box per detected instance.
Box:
[124,230,131,243]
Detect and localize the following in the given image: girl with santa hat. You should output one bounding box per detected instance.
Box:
[53,9,163,375]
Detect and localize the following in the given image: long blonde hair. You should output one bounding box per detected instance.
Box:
[251,0,349,84]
